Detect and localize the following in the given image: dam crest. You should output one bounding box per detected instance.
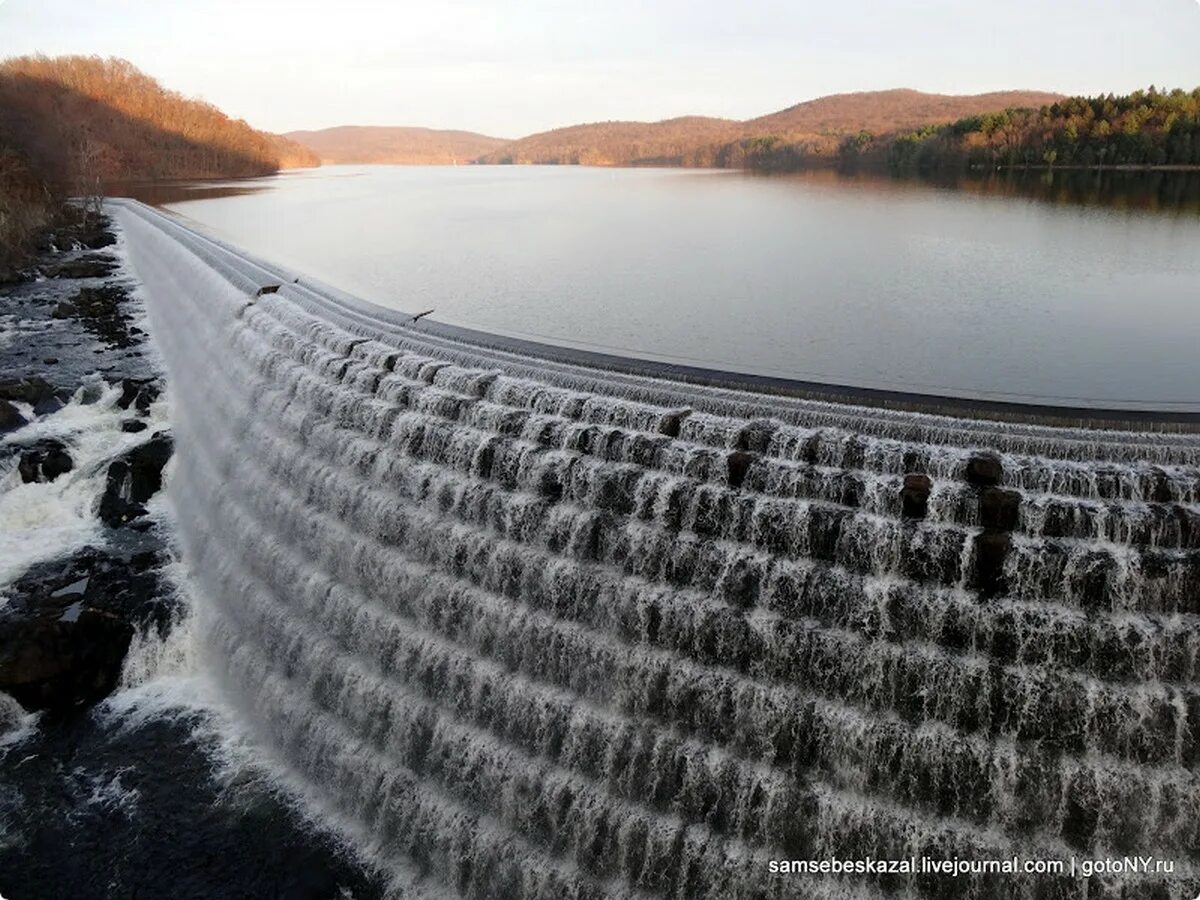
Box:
[113,199,1200,900]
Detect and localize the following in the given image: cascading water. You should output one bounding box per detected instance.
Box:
[112,200,1200,900]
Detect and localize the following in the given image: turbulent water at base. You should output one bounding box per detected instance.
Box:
[112,200,1200,900]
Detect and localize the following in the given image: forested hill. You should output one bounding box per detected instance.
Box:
[875,87,1200,172]
[285,126,507,164]
[744,89,1064,135]
[0,55,319,183]
[473,90,1063,166]
[476,116,741,166]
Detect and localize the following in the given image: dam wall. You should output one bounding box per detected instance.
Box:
[112,199,1200,899]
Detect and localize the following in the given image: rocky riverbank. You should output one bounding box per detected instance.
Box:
[0,206,383,899]
[0,206,172,710]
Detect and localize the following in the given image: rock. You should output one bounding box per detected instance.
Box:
[18,440,74,483]
[900,473,932,519]
[658,408,691,438]
[0,265,32,286]
[973,530,1011,598]
[965,452,1004,487]
[736,419,777,453]
[120,419,148,433]
[76,226,116,250]
[117,378,161,413]
[77,379,107,404]
[38,254,119,280]
[979,487,1021,531]
[0,399,27,434]
[726,451,756,489]
[33,229,59,253]
[0,612,134,712]
[50,285,138,348]
[0,375,63,409]
[1148,467,1175,504]
[0,547,168,712]
[98,433,173,526]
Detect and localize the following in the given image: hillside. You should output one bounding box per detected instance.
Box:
[0,54,319,268]
[285,126,507,164]
[882,87,1200,172]
[474,90,1065,167]
[746,89,1064,136]
[0,55,319,183]
[475,116,740,166]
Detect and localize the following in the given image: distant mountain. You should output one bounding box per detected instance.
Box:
[475,116,741,166]
[284,126,508,164]
[745,89,1065,136]
[474,89,1066,167]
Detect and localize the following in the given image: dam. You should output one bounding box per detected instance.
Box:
[112,198,1200,899]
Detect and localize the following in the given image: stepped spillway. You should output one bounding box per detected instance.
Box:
[111,199,1200,900]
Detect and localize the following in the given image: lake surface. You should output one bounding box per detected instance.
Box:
[143,165,1200,410]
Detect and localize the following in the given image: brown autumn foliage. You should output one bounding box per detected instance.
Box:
[745,89,1064,136]
[473,90,1064,167]
[0,148,53,270]
[877,87,1200,171]
[475,116,742,166]
[0,54,318,267]
[0,55,319,182]
[285,126,508,165]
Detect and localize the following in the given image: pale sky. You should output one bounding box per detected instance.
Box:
[1,0,1198,137]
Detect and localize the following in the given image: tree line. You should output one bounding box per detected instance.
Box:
[740,87,1200,174]
[0,55,318,268]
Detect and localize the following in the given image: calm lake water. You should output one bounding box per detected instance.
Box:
[139,165,1200,410]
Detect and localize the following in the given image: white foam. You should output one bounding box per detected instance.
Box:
[0,693,37,751]
[67,767,141,821]
[0,378,169,589]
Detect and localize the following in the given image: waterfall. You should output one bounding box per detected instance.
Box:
[111,200,1200,900]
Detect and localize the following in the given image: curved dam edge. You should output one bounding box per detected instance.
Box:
[106,195,1200,899]
[112,198,1200,432]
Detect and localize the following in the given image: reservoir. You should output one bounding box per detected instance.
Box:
[147,165,1200,410]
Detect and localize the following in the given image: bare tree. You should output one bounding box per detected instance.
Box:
[75,132,105,226]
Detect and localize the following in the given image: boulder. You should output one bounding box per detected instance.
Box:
[117,378,161,413]
[1148,467,1175,504]
[76,227,116,250]
[18,440,74,483]
[657,408,691,438]
[0,547,167,712]
[979,487,1021,531]
[0,399,27,434]
[736,419,777,453]
[965,452,1004,487]
[98,433,173,526]
[0,611,134,712]
[900,473,932,519]
[726,451,756,489]
[0,375,64,411]
[973,529,1011,598]
[38,254,119,280]
[120,419,148,433]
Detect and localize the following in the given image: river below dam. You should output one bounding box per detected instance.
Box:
[132,164,1200,412]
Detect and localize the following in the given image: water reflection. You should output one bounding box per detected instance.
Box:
[104,179,271,206]
[755,167,1200,216]
[106,166,1200,217]
[117,164,1200,407]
